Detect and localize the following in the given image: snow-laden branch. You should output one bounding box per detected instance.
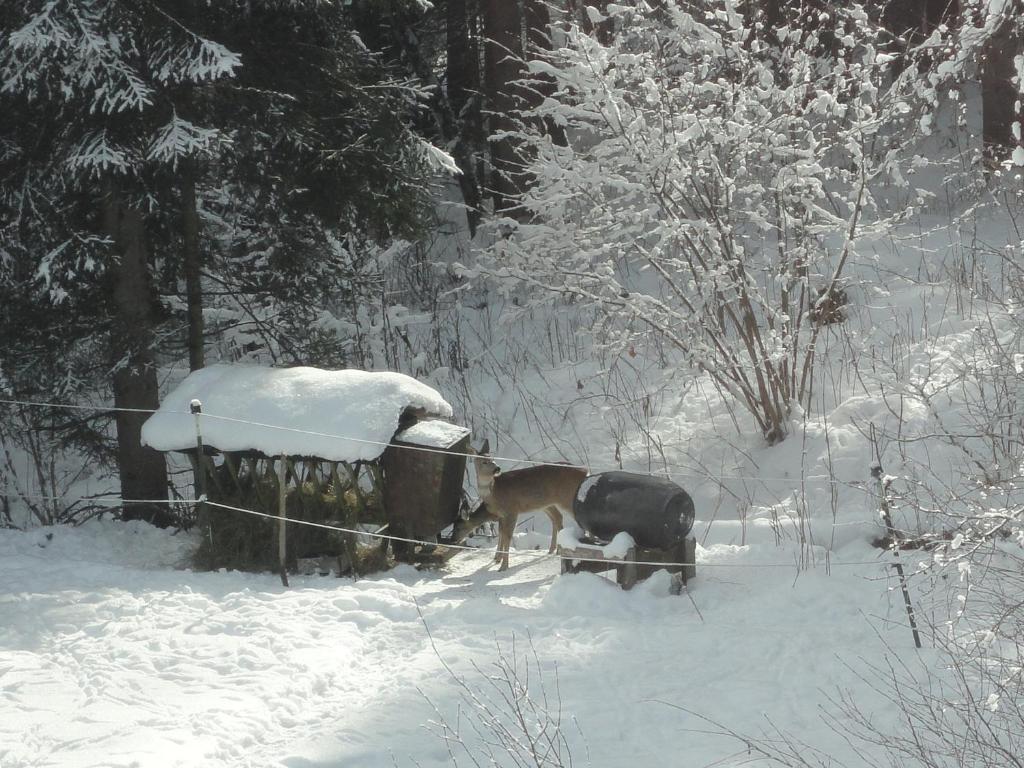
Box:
[477,0,923,444]
[147,115,228,167]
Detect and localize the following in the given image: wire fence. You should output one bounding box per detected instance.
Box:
[0,395,895,572]
[0,489,894,571]
[0,396,873,488]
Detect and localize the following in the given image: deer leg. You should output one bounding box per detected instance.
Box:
[492,514,506,564]
[545,506,563,554]
[497,515,514,570]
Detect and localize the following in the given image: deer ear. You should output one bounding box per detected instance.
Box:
[479,438,490,456]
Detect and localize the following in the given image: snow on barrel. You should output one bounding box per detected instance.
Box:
[141,364,452,462]
[573,471,695,549]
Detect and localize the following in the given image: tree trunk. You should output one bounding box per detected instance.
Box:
[179,0,206,364]
[982,18,1019,163]
[757,0,783,30]
[103,184,172,527]
[448,0,476,130]
[447,0,484,234]
[524,0,567,147]
[881,0,961,42]
[568,0,614,44]
[482,0,524,214]
[181,161,205,371]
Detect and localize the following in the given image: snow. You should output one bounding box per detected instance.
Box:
[67,130,131,176]
[556,525,636,559]
[141,365,453,462]
[601,531,636,558]
[6,210,1023,765]
[4,17,1024,765]
[147,115,225,166]
[0,520,919,768]
[393,419,470,449]
[574,472,600,503]
[417,138,462,176]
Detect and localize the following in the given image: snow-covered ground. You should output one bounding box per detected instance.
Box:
[0,518,925,768]
[4,211,1023,766]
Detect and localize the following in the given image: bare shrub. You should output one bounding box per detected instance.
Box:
[469,2,925,445]
[420,618,585,768]
[0,405,103,527]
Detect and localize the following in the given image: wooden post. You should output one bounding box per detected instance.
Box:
[277,453,289,587]
[244,456,265,507]
[190,399,210,544]
[333,463,360,575]
[221,452,245,495]
[872,462,921,649]
[618,548,640,590]
[681,537,697,585]
[559,546,578,575]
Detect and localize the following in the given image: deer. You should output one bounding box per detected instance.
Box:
[453,440,588,571]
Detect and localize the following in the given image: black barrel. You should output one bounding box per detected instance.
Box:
[573,471,695,549]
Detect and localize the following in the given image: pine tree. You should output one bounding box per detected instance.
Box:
[1,0,242,525]
[184,1,436,367]
[1,1,438,526]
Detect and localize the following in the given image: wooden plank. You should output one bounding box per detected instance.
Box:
[277,454,289,588]
[331,462,359,576]
[221,452,246,495]
[339,462,364,512]
[558,545,629,562]
[682,536,697,584]
[306,459,322,496]
[285,458,299,488]
[244,456,265,508]
[558,538,696,590]
[330,464,345,511]
[618,554,639,590]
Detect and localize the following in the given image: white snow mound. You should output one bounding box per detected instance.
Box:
[141,365,453,462]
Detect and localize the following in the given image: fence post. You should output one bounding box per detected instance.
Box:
[277,453,289,587]
[190,399,210,543]
[872,462,922,649]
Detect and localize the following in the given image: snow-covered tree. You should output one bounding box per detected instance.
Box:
[166,0,438,369]
[471,0,924,444]
[0,0,243,525]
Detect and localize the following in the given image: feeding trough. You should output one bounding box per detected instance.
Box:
[382,418,471,556]
[141,364,468,576]
[560,471,697,591]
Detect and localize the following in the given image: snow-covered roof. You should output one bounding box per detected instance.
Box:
[141,365,453,462]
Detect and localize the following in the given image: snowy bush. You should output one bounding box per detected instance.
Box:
[471,1,942,444]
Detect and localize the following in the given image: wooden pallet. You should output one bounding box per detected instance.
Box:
[559,536,696,591]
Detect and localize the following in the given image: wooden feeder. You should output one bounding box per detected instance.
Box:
[382,419,471,557]
[140,365,468,577]
[181,447,389,576]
